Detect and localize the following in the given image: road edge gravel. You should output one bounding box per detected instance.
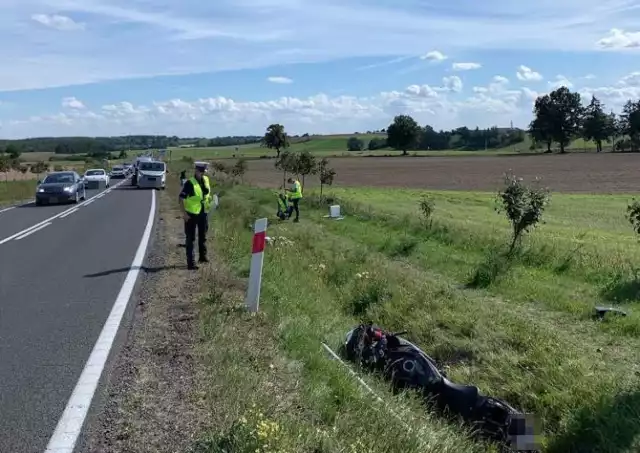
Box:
[78,188,212,452]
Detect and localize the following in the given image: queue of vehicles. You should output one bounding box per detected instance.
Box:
[33,157,167,206]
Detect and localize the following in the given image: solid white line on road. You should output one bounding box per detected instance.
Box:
[84,199,95,206]
[0,206,15,214]
[0,179,128,246]
[14,222,52,240]
[58,208,79,219]
[44,189,156,453]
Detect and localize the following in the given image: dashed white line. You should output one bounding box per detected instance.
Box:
[59,208,79,219]
[14,222,52,240]
[44,189,156,453]
[0,206,16,214]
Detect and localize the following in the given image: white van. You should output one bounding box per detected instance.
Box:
[136,160,166,189]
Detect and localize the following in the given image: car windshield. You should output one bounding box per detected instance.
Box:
[113,166,123,171]
[140,162,165,172]
[85,170,105,176]
[43,173,75,184]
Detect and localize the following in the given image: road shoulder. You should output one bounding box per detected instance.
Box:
[79,187,212,452]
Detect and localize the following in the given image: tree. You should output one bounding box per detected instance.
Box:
[497,173,551,253]
[367,137,387,150]
[582,96,616,152]
[528,99,554,153]
[275,150,295,187]
[261,124,290,158]
[620,100,640,151]
[5,144,21,159]
[295,150,317,188]
[543,87,584,154]
[386,115,421,155]
[317,157,336,196]
[347,137,364,151]
[118,149,128,159]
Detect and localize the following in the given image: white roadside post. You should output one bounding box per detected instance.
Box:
[245,218,268,312]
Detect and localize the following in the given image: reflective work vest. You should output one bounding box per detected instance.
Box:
[184,177,204,215]
[202,175,213,211]
[289,180,302,199]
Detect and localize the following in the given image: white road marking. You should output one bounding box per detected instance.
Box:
[58,208,79,219]
[0,206,15,214]
[0,179,128,246]
[83,199,95,206]
[44,189,156,453]
[14,222,52,240]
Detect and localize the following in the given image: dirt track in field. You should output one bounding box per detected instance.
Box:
[245,153,640,193]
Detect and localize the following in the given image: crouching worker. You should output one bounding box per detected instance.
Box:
[286,177,302,223]
[276,192,290,220]
[179,163,210,270]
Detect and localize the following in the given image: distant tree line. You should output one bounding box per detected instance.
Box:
[528,86,640,153]
[348,121,526,154]
[0,135,262,155]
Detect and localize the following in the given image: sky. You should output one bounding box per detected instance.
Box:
[0,0,639,139]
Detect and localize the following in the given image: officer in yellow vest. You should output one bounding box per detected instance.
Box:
[179,163,210,270]
[286,177,302,223]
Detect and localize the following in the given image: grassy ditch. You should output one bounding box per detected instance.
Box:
[192,183,640,453]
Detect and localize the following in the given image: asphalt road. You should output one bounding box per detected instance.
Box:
[0,180,155,453]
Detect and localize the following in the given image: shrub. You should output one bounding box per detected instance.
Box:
[496,173,550,252]
[626,199,640,234]
[347,137,364,151]
[418,196,435,229]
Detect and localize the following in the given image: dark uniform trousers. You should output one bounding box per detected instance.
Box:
[185,210,207,265]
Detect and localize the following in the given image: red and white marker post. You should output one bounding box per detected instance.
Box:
[245,217,268,312]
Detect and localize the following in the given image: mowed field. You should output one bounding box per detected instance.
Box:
[245,152,640,193]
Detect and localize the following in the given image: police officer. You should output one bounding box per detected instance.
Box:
[179,163,210,270]
[286,177,302,222]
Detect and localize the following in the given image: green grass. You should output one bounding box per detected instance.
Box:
[0,180,36,205]
[193,180,640,453]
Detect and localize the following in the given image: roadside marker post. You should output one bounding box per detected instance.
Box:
[245,218,268,312]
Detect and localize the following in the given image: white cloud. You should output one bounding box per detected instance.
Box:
[420,51,447,62]
[2,75,636,139]
[452,62,482,71]
[31,14,85,31]
[596,28,640,49]
[267,76,293,84]
[583,74,596,79]
[516,65,543,81]
[61,97,85,109]
[442,76,463,92]
[548,75,573,89]
[620,72,640,86]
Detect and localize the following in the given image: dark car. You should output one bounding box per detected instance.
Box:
[35,171,87,206]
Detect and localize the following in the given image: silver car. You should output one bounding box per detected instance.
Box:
[35,171,87,205]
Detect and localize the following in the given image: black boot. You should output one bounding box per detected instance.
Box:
[187,263,199,270]
[198,257,209,263]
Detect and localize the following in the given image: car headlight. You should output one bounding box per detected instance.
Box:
[37,188,44,193]
[63,186,73,192]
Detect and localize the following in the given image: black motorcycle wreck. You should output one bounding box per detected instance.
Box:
[340,323,539,452]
